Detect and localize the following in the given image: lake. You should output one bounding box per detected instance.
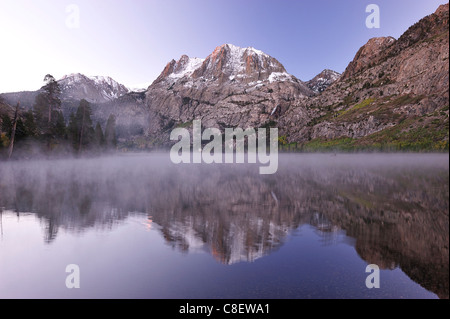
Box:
[0,153,448,299]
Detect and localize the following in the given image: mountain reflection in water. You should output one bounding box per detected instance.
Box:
[0,154,448,298]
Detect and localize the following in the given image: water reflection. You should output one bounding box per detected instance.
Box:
[0,154,448,298]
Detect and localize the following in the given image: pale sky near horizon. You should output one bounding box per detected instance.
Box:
[0,0,447,93]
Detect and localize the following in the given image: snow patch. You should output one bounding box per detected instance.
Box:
[169,57,205,79]
[268,72,293,83]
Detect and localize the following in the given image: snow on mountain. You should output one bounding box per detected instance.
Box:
[154,43,301,87]
[58,73,129,103]
[168,56,205,80]
[306,69,341,93]
[146,44,313,141]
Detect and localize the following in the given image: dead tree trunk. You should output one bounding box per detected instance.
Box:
[7,102,19,159]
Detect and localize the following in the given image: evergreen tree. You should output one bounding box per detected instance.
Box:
[105,114,117,150]
[15,118,27,142]
[94,122,105,148]
[51,111,67,140]
[33,74,63,145]
[33,93,50,132]
[69,99,94,153]
[68,112,78,151]
[42,74,61,124]
[0,114,12,150]
[0,114,12,137]
[23,110,37,138]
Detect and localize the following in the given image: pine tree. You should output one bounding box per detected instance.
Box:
[0,114,12,137]
[15,118,27,142]
[105,114,117,150]
[51,111,67,140]
[68,112,78,151]
[42,74,61,124]
[69,99,95,153]
[94,122,105,148]
[33,93,50,132]
[33,74,63,147]
[0,113,11,150]
[23,110,37,138]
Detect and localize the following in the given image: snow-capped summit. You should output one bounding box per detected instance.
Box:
[58,73,129,103]
[168,55,205,80]
[154,44,299,86]
[146,44,314,139]
[306,69,341,93]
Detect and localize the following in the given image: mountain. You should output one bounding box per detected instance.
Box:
[306,69,341,93]
[277,3,449,150]
[144,4,448,150]
[93,91,148,141]
[0,91,39,113]
[1,73,130,108]
[0,74,147,140]
[341,37,396,80]
[153,44,300,85]
[58,73,129,103]
[1,4,448,151]
[145,43,313,145]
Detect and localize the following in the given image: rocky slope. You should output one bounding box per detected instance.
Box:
[1,4,448,151]
[93,91,148,141]
[144,4,449,150]
[278,3,449,150]
[145,43,313,146]
[0,98,13,117]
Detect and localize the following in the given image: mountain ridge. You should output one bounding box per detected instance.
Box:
[278,3,449,150]
[0,3,448,151]
[145,43,313,146]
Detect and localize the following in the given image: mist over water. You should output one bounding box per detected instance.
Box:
[0,153,448,298]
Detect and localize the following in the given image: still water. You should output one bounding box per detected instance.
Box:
[0,154,448,299]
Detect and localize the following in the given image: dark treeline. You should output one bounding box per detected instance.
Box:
[0,74,117,159]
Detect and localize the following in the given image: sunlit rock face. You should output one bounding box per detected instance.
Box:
[145,44,313,146]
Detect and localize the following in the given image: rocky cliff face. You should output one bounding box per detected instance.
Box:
[278,3,449,149]
[145,44,313,145]
[341,37,396,80]
[143,5,448,150]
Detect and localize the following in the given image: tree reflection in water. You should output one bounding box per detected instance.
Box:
[0,154,448,298]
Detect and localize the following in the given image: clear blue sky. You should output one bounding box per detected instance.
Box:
[0,0,447,92]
